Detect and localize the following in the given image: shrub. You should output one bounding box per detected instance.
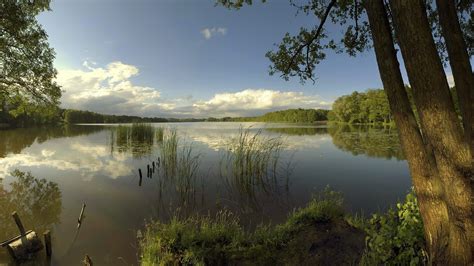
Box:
[361,190,426,265]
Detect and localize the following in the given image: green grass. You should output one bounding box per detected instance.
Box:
[139,187,346,265]
[219,127,288,209]
[131,123,155,143]
[155,127,164,142]
[154,128,202,210]
[160,128,178,178]
[114,123,156,157]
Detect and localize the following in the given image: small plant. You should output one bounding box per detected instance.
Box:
[361,189,426,265]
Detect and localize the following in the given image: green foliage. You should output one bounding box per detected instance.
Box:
[63,109,168,124]
[0,169,62,240]
[259,108,329,123]
[0,0,61,104]
[329,89,392,124]
[140,188,346,265]
[361,190,426,265]
[0,93,62,126]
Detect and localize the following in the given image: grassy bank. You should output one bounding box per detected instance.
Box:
[139,188,365,265]
[139,189,425,265]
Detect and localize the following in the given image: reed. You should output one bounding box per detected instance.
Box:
[219,127,289,210]
[113,123,156,157]
[161,128,178,177]
[222,127,285,186]
[155,127,164,142]
[131,123,155,143]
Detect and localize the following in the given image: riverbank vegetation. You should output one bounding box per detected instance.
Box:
[139,189,425,265]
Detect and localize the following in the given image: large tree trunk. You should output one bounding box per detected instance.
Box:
[364,1,449,263]
[436,0,474,163]
[389,0,474,264]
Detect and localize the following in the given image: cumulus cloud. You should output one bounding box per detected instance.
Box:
[57,61,165,116]
[200,27,227,39]
[57,61,331,118]
[192,89,331,117]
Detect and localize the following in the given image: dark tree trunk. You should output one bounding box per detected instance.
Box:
[364,1,449,263]
[389,0,474,264]
[436,0,474,163]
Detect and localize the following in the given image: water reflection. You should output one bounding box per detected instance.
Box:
[0,123,411,265]
[0,170,62,264]
[327,125,404,160]
[0,126,104,158]
[265,126,327,136]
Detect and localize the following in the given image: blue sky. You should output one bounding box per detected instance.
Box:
[37,0,439,118]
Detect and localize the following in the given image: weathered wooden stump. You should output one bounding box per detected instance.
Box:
[6,231,43,261]
[44,230,52,257]
[0,212,43,261]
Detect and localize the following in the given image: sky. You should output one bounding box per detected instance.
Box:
[37,0,453,118]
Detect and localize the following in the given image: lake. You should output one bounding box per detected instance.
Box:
[0,122,411,265]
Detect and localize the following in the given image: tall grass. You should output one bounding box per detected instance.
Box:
[155,128,202,213]
[161,128,178,177]
[155,127,164,142]
[131,123,155,143]
[220,127,288,209]
[114,123,155,157]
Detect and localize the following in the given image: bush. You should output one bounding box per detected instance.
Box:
[361,190,426,265]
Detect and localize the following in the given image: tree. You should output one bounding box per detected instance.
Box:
[0,0,61,105]
[218,0,473,263]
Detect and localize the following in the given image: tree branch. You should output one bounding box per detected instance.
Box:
[282,0,337,77]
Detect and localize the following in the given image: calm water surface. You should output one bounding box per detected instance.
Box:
[0,122,410,265]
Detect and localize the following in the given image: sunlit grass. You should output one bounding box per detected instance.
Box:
[140,188,346,265]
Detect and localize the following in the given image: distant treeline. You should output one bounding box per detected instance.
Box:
[207,108,329,123]
[328,88,460,125]
[63,109,210,124]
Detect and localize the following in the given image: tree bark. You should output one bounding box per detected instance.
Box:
[364,1,450,263]
[436,0,474,164]
[389,0,474,264]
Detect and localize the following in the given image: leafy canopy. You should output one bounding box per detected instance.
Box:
[217,0,473,83]
[0,0,61,104]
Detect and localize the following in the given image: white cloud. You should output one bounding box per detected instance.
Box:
[192,89,331,117]
[200,27,227,40]
[57,61,331,118]
[57,61,164,117]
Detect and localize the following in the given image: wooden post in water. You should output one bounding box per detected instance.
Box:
[139,168,142,179]
[77,203,86,229]
[83,254,93,266]
[44,230,52,257]
[147,164,150,178]
[152,161,155,173]
[139,176,142,186]
[157,157,161,167]
[12,212,26,236]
